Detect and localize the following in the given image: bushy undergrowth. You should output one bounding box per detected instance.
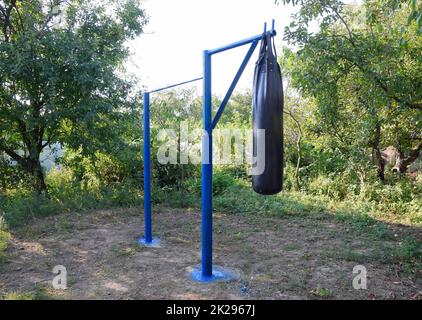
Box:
[0,165,420,274]
[154,168,421,226]
[1,166,420,230]
[0,168,143,229]
[0,229,11,260]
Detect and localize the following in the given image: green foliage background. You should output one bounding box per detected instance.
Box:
[0,0,420,236]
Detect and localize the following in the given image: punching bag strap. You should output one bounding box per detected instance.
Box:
[255,32,268,67]
[271,33,278,58]
[265,32,277,60]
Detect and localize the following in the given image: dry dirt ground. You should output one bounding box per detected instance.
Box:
[0,206,421,299]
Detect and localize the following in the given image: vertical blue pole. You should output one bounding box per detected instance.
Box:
[202,50,213,278]
[143,92,152,243]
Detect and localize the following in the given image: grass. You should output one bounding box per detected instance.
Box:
[389,236,422,275]
[320,247,373,264]
[2,170,420,231]
[2,292,36,300]
[0,229,11,261]
[155,181,421,231]
[310,286,333,298]
[1,284,61,300]
[0,183,144,229]
[107,243,143,261]
[154,182,421,275]
[1,174,420,277]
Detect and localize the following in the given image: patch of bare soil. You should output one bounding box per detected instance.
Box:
[0,207,420,299]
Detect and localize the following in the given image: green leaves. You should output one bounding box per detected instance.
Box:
[278,0,422,181]
[0,0,147,192]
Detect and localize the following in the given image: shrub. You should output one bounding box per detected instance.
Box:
[212,170,236,196]
[0,229,11,260]
[307,174,351,200]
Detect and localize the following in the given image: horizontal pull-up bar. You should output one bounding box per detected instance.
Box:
[208,30,276,56]
[148,77,203,93]
[138,75,202,247]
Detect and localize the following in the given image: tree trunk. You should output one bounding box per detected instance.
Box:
[34,163,48,195]
[394,143,422,173]
[0,142,47,194]
[295,130,302,191]
[27,157,48,195]
[372,123,385,182]
[284,110,302,191]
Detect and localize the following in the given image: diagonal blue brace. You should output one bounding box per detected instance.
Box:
[210,40,259,131]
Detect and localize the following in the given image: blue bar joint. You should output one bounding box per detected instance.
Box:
[208,30,275,56]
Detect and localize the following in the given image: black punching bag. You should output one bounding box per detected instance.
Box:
[252,32,283,195]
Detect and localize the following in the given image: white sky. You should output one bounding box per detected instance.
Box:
[126,0,297,96]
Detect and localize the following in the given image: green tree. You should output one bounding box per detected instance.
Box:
[278,0,421,182]
[0,0,147,193]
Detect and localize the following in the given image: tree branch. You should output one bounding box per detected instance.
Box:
[0,139,26,167]
[329,51,422,111]
[284,109,303,190]
[12,3,24,32]
[327,3,355,46]
[402,142,422,166]
[1,0,17,42]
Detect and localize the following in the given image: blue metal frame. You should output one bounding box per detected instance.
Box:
[138,21,277,281]
[138,77,202,247]
[143,91,152,243]
[195,21,277,281]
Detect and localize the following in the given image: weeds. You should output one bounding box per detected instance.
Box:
[0,230,11,261]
